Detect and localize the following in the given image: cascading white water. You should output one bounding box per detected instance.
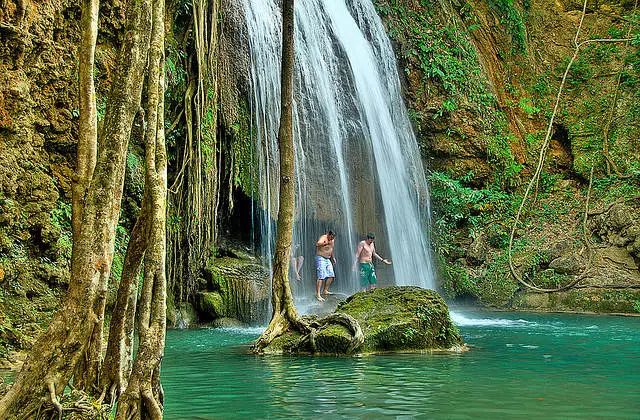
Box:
[244,0,435,311]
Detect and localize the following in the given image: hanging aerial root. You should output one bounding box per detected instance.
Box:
[47,380,63,420]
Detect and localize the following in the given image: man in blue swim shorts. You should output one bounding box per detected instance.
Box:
[315,230,336,301]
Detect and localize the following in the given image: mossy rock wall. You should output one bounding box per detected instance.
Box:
[374,0,640,311]
[198,253,270,325]
[516,289,640,313]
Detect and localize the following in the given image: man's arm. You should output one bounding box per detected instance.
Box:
[352,242,363,270]
[316,235,327,247]
[373,245,392,265]
[354,242,363,265]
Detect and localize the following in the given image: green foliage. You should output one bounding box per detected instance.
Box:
[564,56,593,88]
[440,258,475,298]
[518,97,539,115]
[415,304,435,322]
[486,0,527,53]
[51,201,72,260]
[230,100,258,198]
[375,0,494,106]
[527,268,569,289]
[530,71,551,97]
[428,171,517,254]
[591,175,640,204]
[440,254,518,306]
[126,150,144,198]
[96,95,107,122]
[111,224,130,282]
[485,113,523,189]
[401,326,417,343]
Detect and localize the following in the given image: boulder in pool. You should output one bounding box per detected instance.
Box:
[265,286,466,354]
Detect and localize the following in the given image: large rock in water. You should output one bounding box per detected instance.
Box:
[265,286,465,354]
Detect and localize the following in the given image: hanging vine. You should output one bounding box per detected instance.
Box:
[602,0,639,177]
[168,0,221,303]
[507,0,637,293]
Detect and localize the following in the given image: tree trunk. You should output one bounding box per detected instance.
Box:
[69,0,100,393]
[0,0,153,416]
[116,0,167,415]
[100,110,149,403]
[71,0,98,242]
[254,0,304,351]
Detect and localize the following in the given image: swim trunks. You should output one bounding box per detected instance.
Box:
[315,255,334,280]
[359,262,377,287]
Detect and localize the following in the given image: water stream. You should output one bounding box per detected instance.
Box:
[162,311,640,418]
[243,0,434,310]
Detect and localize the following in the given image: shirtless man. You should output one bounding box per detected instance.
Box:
[315,230,336,301]
[352,232,391,292]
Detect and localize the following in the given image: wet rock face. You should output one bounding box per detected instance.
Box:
[548,253,586,275]
[198,252,270,325]
[0,0,130,353]
[467,232,489,265]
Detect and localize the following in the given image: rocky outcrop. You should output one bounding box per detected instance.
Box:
[590,201,640,261]
[264,286,465,355]
[196,250,270,325]
[467,232,489,265]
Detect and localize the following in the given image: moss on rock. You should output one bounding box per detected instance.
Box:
[262,287,465,355]
[199,251,270,324]
[196,291,225,320]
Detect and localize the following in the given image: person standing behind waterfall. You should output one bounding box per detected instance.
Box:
[315,230,336,301]
[290,243,304,281]
[352,232,391,292]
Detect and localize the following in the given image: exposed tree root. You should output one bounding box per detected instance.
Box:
[254,311,364,355]
[299,313,364,354]
[47,381,62,420]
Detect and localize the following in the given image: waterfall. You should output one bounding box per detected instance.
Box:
[243,0,435,311]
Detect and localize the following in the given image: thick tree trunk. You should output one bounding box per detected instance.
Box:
[0,0,153,416]
[71,0,98,242]
[254,0,303,351]
[69,0,100,392]
[116,0,167,416]
[100,111,149,403]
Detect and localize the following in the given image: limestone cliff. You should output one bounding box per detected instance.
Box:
[375,0,640,311]
[0,0,639,361]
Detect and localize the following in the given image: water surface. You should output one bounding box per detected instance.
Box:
[163,311,640,419]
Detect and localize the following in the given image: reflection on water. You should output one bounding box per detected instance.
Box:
[163,312,640,419]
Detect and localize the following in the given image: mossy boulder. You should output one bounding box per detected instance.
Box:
[195,291,225,320]
[266,286,465,355]
[198,252,270,324]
